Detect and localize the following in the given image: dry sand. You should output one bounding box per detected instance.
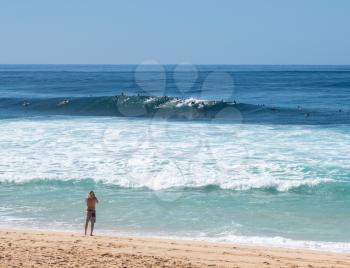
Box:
[1,229,350,268]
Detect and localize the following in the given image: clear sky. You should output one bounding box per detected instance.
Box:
[1,0,349,64]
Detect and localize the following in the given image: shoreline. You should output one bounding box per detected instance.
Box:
[1,229,350,267]
[2,225,349,253]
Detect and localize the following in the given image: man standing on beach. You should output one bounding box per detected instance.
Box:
[85,191,98,236]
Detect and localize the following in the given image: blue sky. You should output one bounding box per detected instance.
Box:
[0,0,349,64]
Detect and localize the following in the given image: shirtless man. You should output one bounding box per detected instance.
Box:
[84,191,99,236]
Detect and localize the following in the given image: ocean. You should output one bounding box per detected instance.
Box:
[0,64,350,252]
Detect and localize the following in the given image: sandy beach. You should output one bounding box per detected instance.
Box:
[0,230,349,268]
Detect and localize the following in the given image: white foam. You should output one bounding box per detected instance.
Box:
[188,233,350,253]
[99,231,350,253]
[0,117,349,192]
[154,97,210,109]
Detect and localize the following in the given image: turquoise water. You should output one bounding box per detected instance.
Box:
[1,65,350,252]
[1,116,350,251]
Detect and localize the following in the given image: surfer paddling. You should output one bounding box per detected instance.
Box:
[84,191,98,236]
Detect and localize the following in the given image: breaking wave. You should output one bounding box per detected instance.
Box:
[0,177,340,194]
[1,95,348,124]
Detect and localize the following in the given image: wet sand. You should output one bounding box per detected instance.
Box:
[1,229,350,267]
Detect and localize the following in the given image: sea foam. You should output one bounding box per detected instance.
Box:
[0,117,348,192]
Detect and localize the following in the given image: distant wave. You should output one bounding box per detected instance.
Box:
[1,95,348,124]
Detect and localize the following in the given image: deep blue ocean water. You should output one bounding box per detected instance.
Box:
[0,65,350,251]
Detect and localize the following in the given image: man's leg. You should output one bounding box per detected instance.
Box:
[90,220,94,236]
[85,218,89,235]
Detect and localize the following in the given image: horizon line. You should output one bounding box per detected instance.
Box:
[1,63,350,66]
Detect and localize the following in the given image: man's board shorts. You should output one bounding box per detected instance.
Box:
[86,209,96,223]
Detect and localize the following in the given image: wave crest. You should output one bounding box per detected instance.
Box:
[0,176,336,193]
[2,94,347,124]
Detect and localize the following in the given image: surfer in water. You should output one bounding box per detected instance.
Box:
[57,99,70,106]
[22,100,30,107]
[84,191,98,236]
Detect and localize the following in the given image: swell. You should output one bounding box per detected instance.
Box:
[0,95,348,124]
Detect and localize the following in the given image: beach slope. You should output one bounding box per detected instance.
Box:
[1,230,349,267]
